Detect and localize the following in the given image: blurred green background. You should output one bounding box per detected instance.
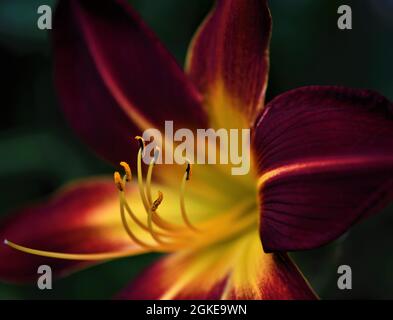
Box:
[0,0,392,299]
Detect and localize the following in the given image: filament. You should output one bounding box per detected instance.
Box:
[146,147,160,205]
[134,138,183,232]
[136,145,150,213]
[119,193,155,250]
[121,193,173,238]
[117,167,175,239]
[146,191,168,245]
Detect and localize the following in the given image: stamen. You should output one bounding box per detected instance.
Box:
[120,191,148,232]
[120,161,132,182]
[111,174,159,250]
[120,192,173,238]
[116,166,166,237]
[186,162,191,181]
[117,161,162,235]
[119,195,155,250]
[135,138,151,213]
[147,191,167,245]
[135,136,145,155]
[152,191,164,211]
[113,138,202,253]
[180,160,198,231]
[114,168,159,248]
[119,187,187,251]
[134,138,182,232]
[3,239,146,260]
[114,171,125,191]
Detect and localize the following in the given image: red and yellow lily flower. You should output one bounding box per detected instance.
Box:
[1,0,393,300]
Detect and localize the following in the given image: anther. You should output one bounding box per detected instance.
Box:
[147,191,167,245]
[184,158,191,181]
[186,163,191,181]
[151,191,163,212]
[180,160,198,231]
[114,171,125,191]
[146,147,161,205]
[120,161,132,182]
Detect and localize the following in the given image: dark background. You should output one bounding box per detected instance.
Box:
[0,0,392,299]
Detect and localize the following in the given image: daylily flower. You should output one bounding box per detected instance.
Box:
[1,0,393,300]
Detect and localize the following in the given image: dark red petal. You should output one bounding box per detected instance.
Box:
[253,86,393,252]
[117,232,316,300]
[54,0,207,165]
[186,0,271,128]
[0,178,143,283]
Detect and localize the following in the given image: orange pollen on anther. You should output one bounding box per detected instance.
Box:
[152,191,163,212]
[120,161,132,182]
[114,171,125,191]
